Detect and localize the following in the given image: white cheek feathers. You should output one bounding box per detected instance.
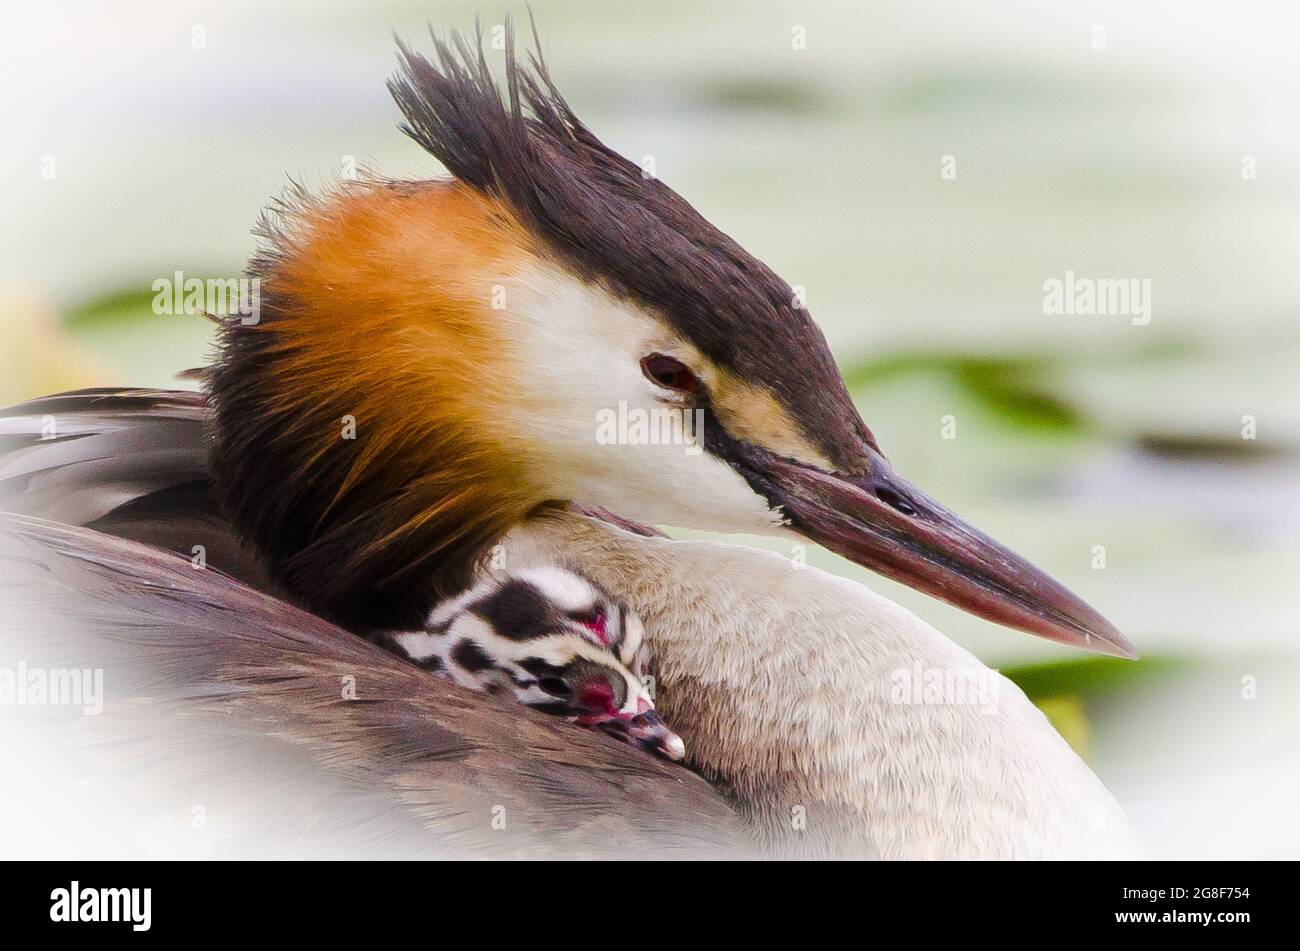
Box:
[493,259,787,536]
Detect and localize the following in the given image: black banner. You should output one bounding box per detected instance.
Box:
[3,860,1276,937]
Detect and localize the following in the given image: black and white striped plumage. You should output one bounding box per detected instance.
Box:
[379,566,685,761]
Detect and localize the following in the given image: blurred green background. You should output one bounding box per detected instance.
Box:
[4,0,1299,857]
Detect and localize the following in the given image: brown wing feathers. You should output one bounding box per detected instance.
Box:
[0,512,747,857]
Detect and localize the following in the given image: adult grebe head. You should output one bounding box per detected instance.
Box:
[207,20,1131,661]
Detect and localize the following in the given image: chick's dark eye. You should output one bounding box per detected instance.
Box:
[641,354,698,393]
[538,677,571,698]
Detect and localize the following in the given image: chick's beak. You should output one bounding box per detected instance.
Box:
[589,709,687,762]
[626,710,687,761]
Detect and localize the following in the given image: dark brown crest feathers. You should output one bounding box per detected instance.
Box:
[389,18,871,471]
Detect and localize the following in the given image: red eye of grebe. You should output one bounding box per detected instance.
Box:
[640,354,698,393]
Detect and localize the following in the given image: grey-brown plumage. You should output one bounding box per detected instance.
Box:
[0,511,746,858]
[0,389,271,590]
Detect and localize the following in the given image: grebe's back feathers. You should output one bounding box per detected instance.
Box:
[0,512,742,858]
[0,388,277,594]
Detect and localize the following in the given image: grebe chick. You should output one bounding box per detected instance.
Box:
[380,566,684,761]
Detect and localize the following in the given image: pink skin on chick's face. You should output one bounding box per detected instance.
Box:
[396,567,687,762]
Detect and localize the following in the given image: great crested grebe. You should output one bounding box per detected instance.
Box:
[0,22,1139,858]
[378,564,685,761]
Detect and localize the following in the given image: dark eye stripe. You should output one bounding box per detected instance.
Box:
[537,677,571,698]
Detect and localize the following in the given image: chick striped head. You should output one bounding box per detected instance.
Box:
[388,566,685,761]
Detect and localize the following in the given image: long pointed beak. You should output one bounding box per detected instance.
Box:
[739,444,1136,659]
